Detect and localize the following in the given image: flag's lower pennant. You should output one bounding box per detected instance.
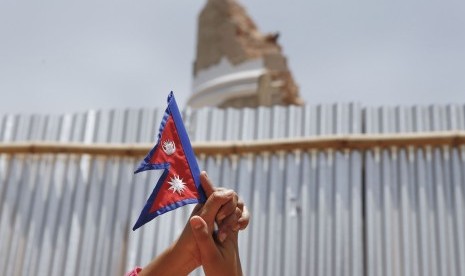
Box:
[132,92,206,230]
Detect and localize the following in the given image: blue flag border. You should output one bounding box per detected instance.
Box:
[132,92,206,231]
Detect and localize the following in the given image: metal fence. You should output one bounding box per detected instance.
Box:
[0,104,464,276]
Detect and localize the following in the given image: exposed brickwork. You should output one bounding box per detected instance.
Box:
[193,0,304,107]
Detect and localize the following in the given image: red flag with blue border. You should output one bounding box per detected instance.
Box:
[132,92,206,230]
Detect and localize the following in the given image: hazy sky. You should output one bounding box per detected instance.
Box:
[1,0,465,115]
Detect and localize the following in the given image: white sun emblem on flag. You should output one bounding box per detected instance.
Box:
[168,175,186,195]
[162,140,176,155]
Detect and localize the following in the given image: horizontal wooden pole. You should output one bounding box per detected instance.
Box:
[0,131,464,157]
[0,142,151,156]
[194,131,465,155]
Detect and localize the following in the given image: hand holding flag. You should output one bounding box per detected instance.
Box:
[132,171,250,276]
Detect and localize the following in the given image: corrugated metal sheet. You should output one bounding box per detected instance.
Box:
[0,104,464,276]
[364,105,465,276]
[186,104,363,276]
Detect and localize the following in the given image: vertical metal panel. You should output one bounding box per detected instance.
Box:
[283,105,302,276]
[48,113,77,276]
[245,108,268,276]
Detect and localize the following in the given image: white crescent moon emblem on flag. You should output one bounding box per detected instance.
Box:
[162,140,176,155]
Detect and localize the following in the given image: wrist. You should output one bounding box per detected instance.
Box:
[139,239,199,276]
[170,238,200,274]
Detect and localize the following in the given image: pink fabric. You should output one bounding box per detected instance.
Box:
[125,267,142,276]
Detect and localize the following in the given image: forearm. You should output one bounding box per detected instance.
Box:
[139,241,199,276]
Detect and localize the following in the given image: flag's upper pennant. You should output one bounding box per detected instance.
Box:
[132,92,206,230]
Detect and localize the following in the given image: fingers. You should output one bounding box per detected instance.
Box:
[200,170,250,234]
[218,204,250,241]
[220,200,250,231]
[217,207,242,239]
[216,192,238,222]
[200,189,235,228]
[189,216,219,263]
[237,205,250,230]
[200,171,215,197]
[201,171,238,222]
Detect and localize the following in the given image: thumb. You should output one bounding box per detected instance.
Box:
[189,216,219,263]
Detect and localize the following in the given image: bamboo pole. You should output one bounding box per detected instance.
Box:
[0,131,464,157]
[0,142,151,156]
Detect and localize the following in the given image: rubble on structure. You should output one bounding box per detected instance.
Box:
[193,0,304,107]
